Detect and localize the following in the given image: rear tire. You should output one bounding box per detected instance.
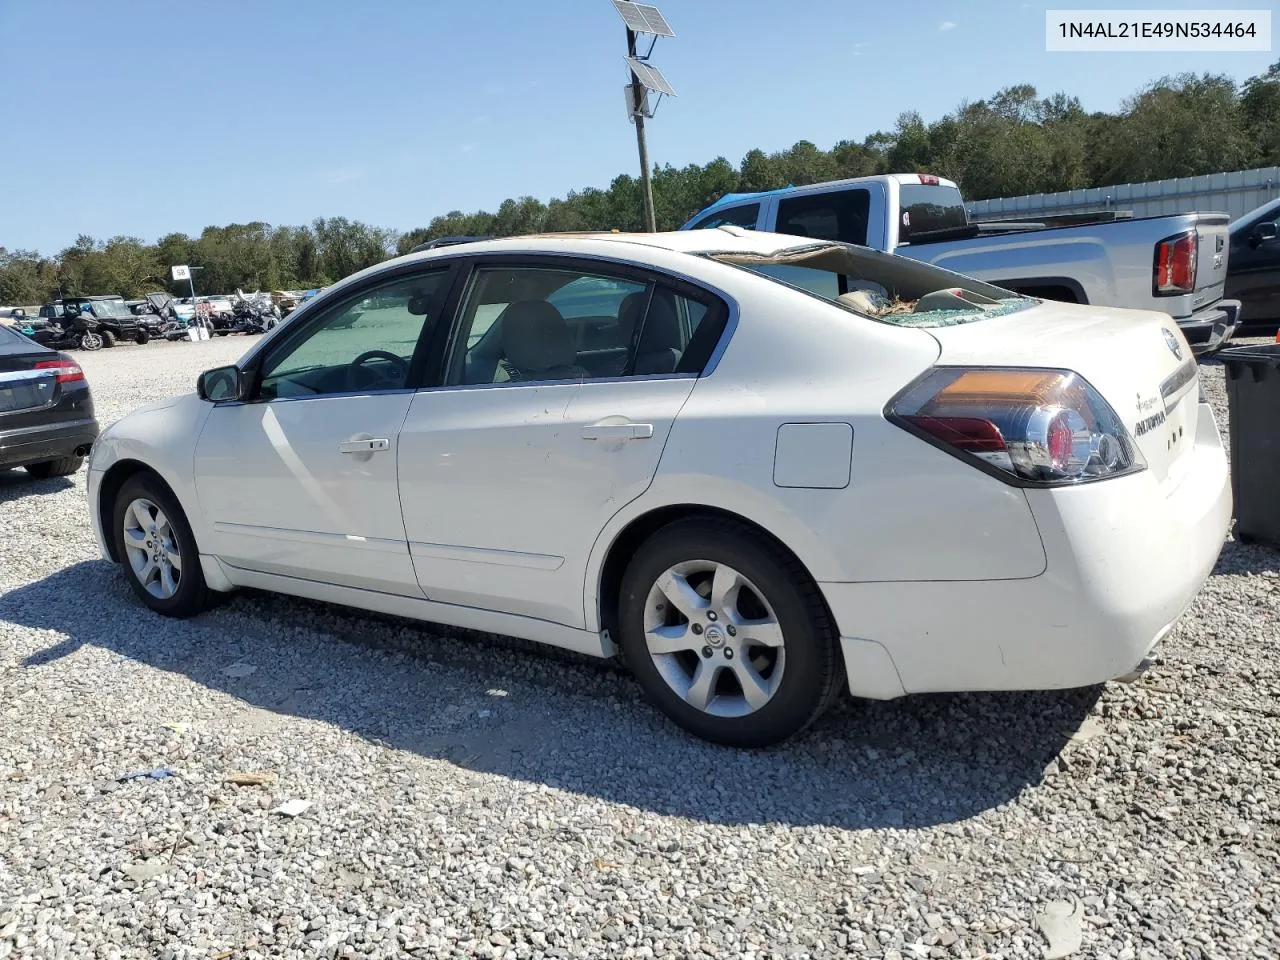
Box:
[25,456,83,479]
[617,518,842,748]
[112,473,212,618]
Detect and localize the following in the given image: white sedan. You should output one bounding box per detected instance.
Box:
[87,229,1231,747]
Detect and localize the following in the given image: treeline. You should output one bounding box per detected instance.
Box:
[2,65,1277,306]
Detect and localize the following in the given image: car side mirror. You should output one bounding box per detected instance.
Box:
[197,365,245,402]
[1252,221,1279,247]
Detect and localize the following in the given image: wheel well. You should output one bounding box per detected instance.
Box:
[97,460,174,562]
[597,505,830,639]
[1004,283,1083,304]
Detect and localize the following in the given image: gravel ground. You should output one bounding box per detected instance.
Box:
[1,337,1277,960]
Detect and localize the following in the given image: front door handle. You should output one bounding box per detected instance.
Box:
[581,422,654,441]
[338,437,390,454]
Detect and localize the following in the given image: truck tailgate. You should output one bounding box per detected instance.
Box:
[1191,214,1230,313]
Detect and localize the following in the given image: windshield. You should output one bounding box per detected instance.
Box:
[709,242,1035,328]
[89,299,133,318]
[1230,197,1280,232]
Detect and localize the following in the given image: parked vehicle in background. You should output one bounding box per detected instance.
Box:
[88,229,1229,747]
[0,323,97,479]
[1226,197,1280,329]
[59,296,167,345]
[681,174,1242,355]
[26,309,108,351]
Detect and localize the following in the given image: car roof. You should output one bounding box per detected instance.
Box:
[397,227,820,263]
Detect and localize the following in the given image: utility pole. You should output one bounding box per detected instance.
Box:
[613,0,675,234]
[626,24,657,232]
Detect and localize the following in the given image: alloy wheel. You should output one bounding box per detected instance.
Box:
[643,560,786,718]
[121,498,183,599]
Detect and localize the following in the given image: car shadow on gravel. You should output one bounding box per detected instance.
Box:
[1215,538,1280,575]
[4,561,1100,831]
[0,471,74,501]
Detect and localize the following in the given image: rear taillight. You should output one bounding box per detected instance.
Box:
[34,357,85,384]
[887,367,1145,486]
[1153,231,1197,296]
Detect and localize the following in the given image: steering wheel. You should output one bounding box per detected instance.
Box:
[346,350,408,392]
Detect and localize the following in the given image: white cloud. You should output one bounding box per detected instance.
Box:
[939,20,957,31]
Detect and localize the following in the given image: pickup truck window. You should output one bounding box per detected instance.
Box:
[897,184,970,243]
[711,242,1034,328]
[688,203,760,230]
[776,190,870,246]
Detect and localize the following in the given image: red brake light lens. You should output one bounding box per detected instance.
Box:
[889,367,1144,486]
[34,358,85,383]
[918,174,941,185]
[1153,231,1197,295]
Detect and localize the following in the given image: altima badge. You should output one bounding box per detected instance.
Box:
[1163,328,1183,361]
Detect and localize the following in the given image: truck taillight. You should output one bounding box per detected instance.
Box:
[1154,231,1197,296]
[887,367,1145,486]
[34,357,85,383]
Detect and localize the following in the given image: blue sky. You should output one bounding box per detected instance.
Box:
[0,0,1273,254]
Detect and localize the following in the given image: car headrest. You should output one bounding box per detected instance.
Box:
[638,288,681,352]
[618,288,681,352]
[617,291,647,342]
[501,300,575,372]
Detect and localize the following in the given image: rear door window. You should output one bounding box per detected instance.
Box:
[776,189,871,246]
[688,203,760,231]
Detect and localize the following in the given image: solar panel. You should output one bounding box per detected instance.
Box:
[625,56,676,96]
[612,0,675,37]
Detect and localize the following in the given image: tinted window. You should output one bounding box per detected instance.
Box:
[258,270,448,399]
[447,266,726,385]
[897,184,969,242]
[777,189,870,246]
[689,203,760,231]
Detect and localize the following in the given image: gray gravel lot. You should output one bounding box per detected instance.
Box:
[1,337,1277,960]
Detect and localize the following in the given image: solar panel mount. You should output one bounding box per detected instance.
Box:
[611,0,675,38]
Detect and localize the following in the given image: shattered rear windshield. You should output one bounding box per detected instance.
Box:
[708,243,1035,328]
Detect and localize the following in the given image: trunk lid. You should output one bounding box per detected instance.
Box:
[925,301,1201,486]
[0,335,60,419]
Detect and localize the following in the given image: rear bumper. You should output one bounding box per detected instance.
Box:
[1178,299,1241,355]
[823,402,1230,699]
[0,417,98,469]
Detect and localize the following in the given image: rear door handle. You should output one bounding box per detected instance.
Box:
[581,422,654,441]
[338,438,390,454]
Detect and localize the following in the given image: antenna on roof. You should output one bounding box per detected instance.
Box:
[612,0,677,233]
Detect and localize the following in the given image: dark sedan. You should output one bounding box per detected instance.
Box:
[0,324,99,479]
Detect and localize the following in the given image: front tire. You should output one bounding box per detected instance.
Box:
[80,331,104,351]
[101,329,117,348]
[135,330,150,345]
[617,518,842,748]
[112,474,212,617]
[25,456,83,479]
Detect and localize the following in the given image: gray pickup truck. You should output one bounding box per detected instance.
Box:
[680,173,1241,354]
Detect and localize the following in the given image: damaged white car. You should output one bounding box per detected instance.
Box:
[87,228,1231,747]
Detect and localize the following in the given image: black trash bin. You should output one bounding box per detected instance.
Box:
[1219,343,1280,548]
